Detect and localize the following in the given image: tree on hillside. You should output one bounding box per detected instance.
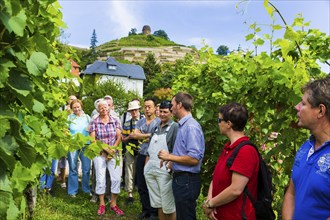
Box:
[128,28,137,36]
[90,29,98,56]
[153,29,170,40]
[143,53,161,96]
[216,45,230,55]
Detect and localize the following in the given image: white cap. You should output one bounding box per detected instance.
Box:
[127,101,141,111]
[94,98,102,109]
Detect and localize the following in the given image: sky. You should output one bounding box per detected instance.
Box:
[58,0,329,61]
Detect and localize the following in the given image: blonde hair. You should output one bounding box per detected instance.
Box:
[70,99,83,109]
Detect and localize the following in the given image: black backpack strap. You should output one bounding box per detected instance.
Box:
[244,187,256,204]
[226,141,254,168]
[241,193,248,220]
[123,112,127,125]
[226,140,258,219]
[242,144,261,205]
[129,119,133,132]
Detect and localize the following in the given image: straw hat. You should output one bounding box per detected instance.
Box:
[127,101,141,111]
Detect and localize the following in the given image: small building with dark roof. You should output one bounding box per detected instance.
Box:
[81,57,146,97]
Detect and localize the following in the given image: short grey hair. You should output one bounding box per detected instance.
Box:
[97,99,108,110]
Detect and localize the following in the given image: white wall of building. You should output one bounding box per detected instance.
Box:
[99,75,144,97]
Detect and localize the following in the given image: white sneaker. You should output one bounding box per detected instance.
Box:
[60,183,66,188]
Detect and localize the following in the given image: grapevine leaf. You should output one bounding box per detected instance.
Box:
[0,119,10,138]
[277,39,291,57]
[7,73,32,97]
[0,174,12,192]
[255,38,265,46]
[33,99,45,113]
[26,52,49,76]
[6,199,19,220]
[32,34,52,56]
[263,0,274,17]
[48,141,67,159]
[195,107,205,120]
[245,34,254,41]
[0,135,19,155]
[8,9,27,37]
[0,147,16,172]
[273,25,282,30]
[11,162,39,193]
[0,192,11,219]
[84,141,105,160]
[284,27,299,41]
[17,143,37,168]
[0,60,15,88]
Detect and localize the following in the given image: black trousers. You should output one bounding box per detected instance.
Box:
[136,154,157,216]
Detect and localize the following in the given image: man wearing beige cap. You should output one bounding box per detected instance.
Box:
[122,101,143,204]
[104,95,120,119]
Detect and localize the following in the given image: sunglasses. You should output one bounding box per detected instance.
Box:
[218,118,225,123]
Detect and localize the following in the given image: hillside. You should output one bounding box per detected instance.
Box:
[98,34,182,51]
[95,34,196,64]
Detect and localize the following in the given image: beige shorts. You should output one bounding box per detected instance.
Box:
[145,165,175,214]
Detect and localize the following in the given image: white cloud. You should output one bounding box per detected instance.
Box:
[68,43,89,49]
[106,2,142,38]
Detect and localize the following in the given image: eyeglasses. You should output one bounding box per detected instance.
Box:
[218,118,225,123]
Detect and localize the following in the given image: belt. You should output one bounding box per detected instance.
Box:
[172,171,198,178]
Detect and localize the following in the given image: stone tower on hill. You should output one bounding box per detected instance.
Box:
[142,25,151,35]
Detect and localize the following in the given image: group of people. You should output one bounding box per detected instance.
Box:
[39,75,330,220]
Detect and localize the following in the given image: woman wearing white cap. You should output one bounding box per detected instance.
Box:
[89,99,124,216]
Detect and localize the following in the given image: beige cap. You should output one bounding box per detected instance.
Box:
[127,101,141,111]
[104,95,113,100]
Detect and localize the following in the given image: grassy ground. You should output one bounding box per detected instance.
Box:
[33,179,208,220]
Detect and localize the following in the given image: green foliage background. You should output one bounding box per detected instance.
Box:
[80,76,141,115]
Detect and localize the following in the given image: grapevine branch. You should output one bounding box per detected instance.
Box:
[268,1,303,57]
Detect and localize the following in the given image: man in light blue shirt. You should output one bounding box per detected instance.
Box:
[158,92,205,220]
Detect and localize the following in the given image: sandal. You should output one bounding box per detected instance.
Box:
[110,205,124,216]
[97,205,105,215]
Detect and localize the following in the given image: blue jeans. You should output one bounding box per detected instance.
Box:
[67,147,91,195]
[40,159,57,189]
[172,174,201,220]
